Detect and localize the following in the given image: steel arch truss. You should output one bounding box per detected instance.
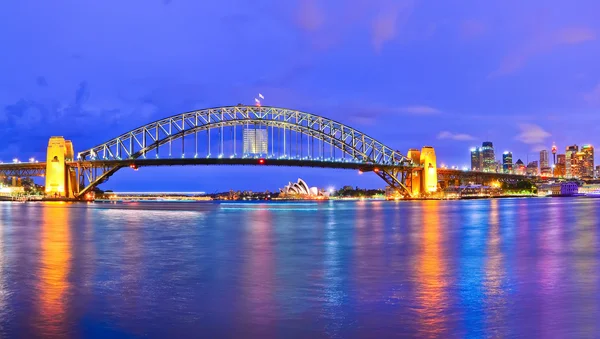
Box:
[0,165,46,178]
[75,106,415,198]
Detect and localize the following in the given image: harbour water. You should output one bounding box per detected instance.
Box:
[0,198,599,338]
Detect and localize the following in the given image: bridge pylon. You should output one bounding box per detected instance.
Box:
[45,137,78,198]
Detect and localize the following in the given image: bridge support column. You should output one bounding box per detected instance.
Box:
[420,146,437,194]
[45,137,78,198]
[406,149,422,196]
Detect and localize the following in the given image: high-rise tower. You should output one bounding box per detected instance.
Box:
[566,145,579,178]
[481,141,495,172]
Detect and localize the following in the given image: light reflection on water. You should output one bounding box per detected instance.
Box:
[0,198,599,338]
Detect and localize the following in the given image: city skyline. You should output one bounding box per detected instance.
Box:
[465,139,596,178]
[1,1,600,191]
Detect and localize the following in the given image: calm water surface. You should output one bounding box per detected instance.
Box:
[0,198,599,338]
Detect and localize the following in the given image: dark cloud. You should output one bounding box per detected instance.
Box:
[75,81,90,106]
[36,76,48,87]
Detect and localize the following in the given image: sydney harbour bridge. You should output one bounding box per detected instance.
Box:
[0,105,528,200]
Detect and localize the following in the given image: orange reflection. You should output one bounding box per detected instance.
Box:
[38,203,71,337]
[416,201,447,337]
[484,199,506,333]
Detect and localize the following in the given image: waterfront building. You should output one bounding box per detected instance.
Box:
[566,145,579,178]
[555,154,566,177]
[551,182,579,196]
[243,127,268,155]
[526,161,539,176]
[596,165,600,178]
[470,147,482,171]
[514,159,526,175]
[279,178,321,197]
[502,152,513,173]
[443,184,502,199]
[481,141,495,172]
[540,167,553,176]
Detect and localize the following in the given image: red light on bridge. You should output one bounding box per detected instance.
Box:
[129,164,138,171]
[358,170,363,175]
[374,168,380,173]
[258,158,265,164]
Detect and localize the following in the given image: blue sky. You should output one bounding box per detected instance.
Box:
[1,0,599,191]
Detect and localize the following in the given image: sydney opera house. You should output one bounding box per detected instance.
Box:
[279,178,323,197]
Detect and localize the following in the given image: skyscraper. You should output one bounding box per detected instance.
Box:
[470,147,482,171]
[555,154,566,177]
[540,150,549,169]
[579,145,594,178]
[502,152,513,174]
[551,142,557,165]
[540,149,551,176]
[481,141,495,172]
[566,145,579,178]
[243,127,268,155]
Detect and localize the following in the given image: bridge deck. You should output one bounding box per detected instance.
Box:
[0,158,417,176]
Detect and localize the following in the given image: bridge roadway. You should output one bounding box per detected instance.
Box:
[0,159,530,182]
[0,158,413,176]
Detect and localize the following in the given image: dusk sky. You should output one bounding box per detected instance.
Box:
[2,0,600,192]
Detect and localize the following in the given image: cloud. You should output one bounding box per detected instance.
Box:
[530,144,548,152]
[293,0,415,53]
[372,0,414,53]
[296,0,324,33]
[584,83,600,104]
[437,131,476,141]
[460,19,486,40]
[397,105,441,115]
[515,123,551,144]
[75,81,90,106]
[36,76,48,87]
[556,27,596,44]
[491,26,596,77]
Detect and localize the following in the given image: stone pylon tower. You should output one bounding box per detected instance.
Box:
[420,146,437,193]
[45,137,78,198]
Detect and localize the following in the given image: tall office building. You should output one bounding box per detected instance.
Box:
[540,150,549,168]
[555,154,566,177]
[578,145,594,178]
[470,147,482,171]
[565,145,579,178]
[502,152,513,174]
[540,149,551,176]
[243,127,268,155]
[481,141,495,172]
